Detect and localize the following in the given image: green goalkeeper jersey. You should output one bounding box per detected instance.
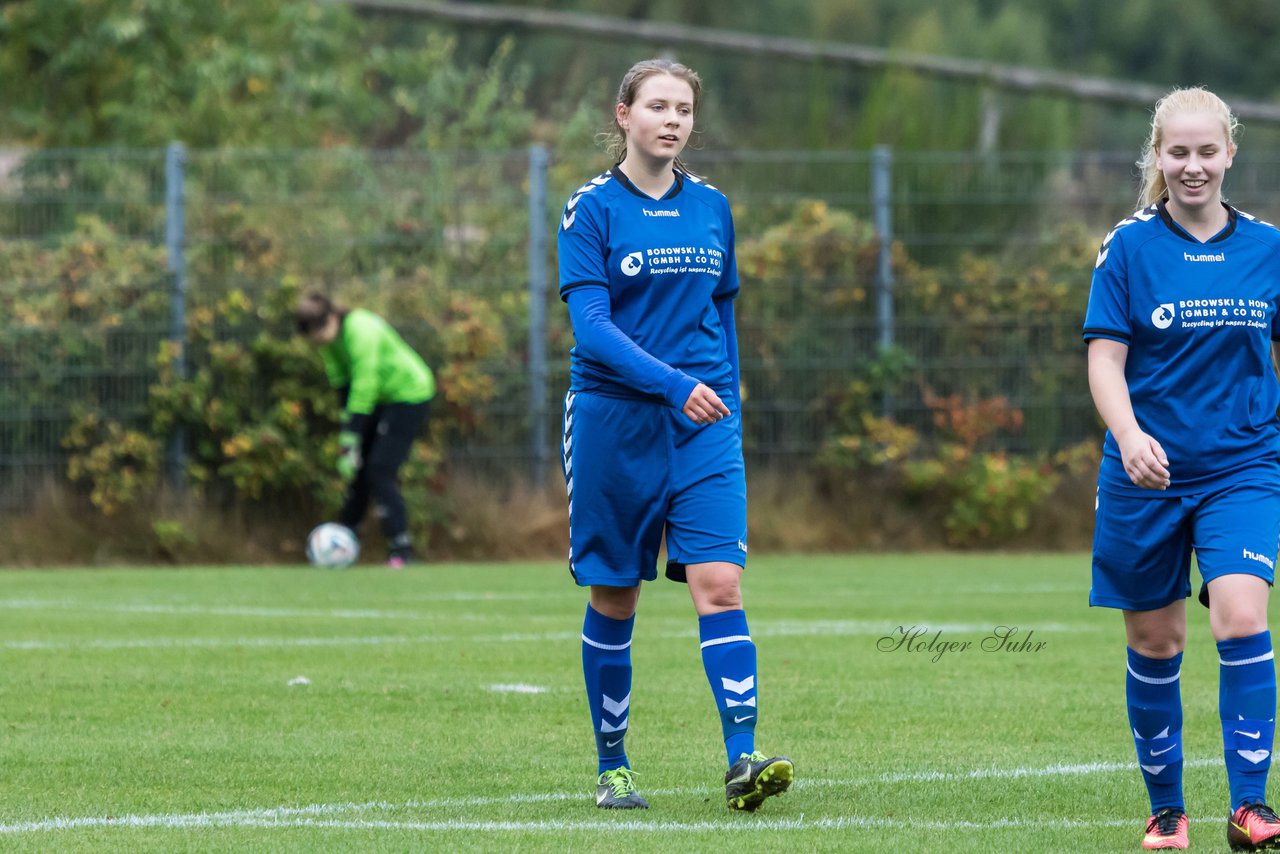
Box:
[320,308,436,417]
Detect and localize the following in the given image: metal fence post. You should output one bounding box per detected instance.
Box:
[871,145,895,417]
[527,144,551,485]
[872,145,894,352]
[165,142,188,492]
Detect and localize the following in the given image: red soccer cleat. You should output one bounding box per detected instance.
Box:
[1229,802,1280,851]
[1142,807,1188,850]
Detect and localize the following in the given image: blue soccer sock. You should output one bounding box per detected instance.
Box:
[699,609,757,766]
[582,605,635,775]
[1219,631,1276,810]
[1127,647,1185,812]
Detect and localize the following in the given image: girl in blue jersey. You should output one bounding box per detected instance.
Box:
[558,59,792,812]
[1084,87,1280,851]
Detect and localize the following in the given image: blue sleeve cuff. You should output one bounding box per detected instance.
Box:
[663,372,699,410]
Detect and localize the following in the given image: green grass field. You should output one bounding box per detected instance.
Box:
[0,554,1257,852]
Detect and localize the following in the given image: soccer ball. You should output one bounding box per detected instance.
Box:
[306,523,360,569]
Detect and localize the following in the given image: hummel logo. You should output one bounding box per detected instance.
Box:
[733,714,755,723]
[1236,729,1263,739]
[1150,743,1177,757]
[605,737,624,748]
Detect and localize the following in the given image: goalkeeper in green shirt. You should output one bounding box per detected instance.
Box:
[295,290,436,568]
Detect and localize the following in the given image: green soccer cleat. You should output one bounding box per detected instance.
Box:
[596,767,649,809]
[725,751,794,811]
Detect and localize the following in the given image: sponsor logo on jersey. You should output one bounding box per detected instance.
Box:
[1183,251,1226,262]
[1151,303,1175,329]
[620,251,644,277]
[642,208,680,217]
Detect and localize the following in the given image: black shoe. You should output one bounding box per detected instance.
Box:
[724,751,793,811]
[596,767,649,809]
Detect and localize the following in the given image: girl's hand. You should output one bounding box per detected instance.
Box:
[1116,428,1171,490]
[682,383,730,424]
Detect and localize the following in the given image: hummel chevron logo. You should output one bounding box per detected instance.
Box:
[562,174,611,230]
[721,676,755,695]
[1235,729,1263,739]
[1149,744,1177,757]
[725,698,757,708]
[1140,763,1167,775]
[1133,726,1170,740]
[1239,749,1271,764]
[600,717,628,734]
[602,693,630,717]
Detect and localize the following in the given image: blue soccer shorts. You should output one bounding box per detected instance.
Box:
[561,390,748,587]
[1091,475,1280,611]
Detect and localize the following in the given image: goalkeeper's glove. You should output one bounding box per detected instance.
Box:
[336,431,361,480]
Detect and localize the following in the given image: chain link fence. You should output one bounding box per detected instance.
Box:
[4,145,1280,510]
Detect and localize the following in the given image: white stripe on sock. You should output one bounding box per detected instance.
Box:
[582,634,631,651]
[1220,651,1275,667]
[699,634,752,650]
[1126,663,1181,685]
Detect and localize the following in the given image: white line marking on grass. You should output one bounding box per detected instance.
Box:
[864,757,1220,784]
[0,811,1138,835]
[0,620,1104,651]
[751,620,1090,637]
[28,816,1139,832]
[971,584,1086,595]
[0,631,583,652]
[0,757,1227,836]
[487,683,549,694]
[0,596,548,620]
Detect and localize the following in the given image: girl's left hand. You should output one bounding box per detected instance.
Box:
[682,383,730,424]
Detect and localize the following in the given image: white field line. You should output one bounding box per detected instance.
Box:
[0,600,1098,636]
[0,758,1223,835]
[0,815,1137,833]
[0,605,1098,652]
[0,596,554,620]
[0,631,581,651]
[872,757,1219,783]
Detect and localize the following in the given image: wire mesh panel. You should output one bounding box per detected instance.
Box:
[6,146,1280,509]
[0,149,169,508]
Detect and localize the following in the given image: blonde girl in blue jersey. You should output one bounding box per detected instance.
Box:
[1085,87,1280,851]
[558,59,793,811]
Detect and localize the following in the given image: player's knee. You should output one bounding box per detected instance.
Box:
[1212,609,1269,641]
[1126,622,1186,658]
[688,570,743,613]
[590,585,640,620]
[1129,637,1185,659]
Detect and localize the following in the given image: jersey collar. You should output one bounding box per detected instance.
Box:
[1156,198,1237,244]
[610,164,684,201]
